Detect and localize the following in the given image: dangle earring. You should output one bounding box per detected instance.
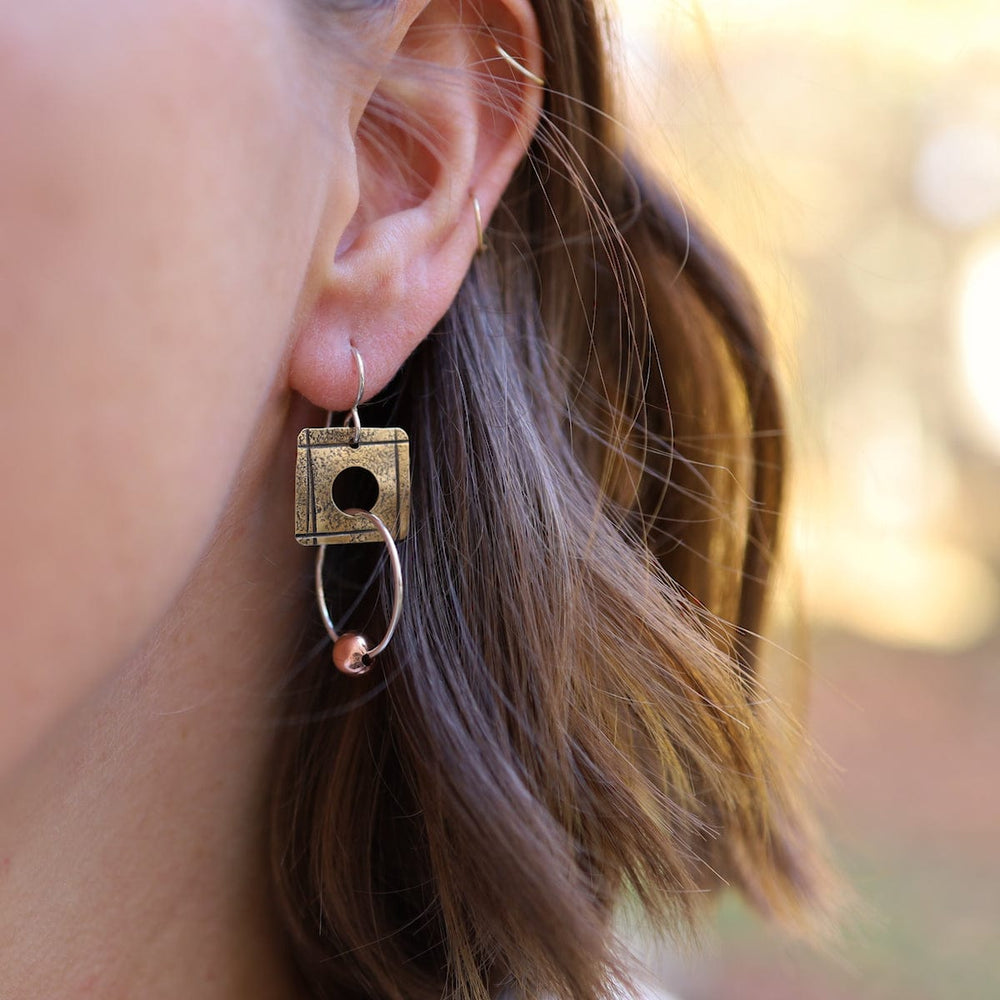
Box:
[293,347,410,675]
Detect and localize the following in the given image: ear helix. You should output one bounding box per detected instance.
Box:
[467,47,544,258]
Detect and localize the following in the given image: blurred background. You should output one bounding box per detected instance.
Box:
[614,1,1000,997]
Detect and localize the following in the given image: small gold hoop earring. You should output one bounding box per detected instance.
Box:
[293,346,410,675]
[472,193,487,255]
[494,44,545,87]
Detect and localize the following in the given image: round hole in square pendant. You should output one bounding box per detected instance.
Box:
[332,466,380,512]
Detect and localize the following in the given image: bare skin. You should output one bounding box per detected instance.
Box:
[0,0,542,995]
[0,404,310,997]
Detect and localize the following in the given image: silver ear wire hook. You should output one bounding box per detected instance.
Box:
[340,346,365,445]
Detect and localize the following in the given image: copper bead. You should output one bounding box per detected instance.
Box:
[332,632,372,675]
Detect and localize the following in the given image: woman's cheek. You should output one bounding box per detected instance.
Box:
[0,0,328,771]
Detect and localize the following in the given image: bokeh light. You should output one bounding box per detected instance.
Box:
[616,0,1000,652]
[958,241,1000,449]
[914,122,1000,230]
[614,3,1000,999]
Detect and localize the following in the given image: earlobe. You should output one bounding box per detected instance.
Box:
[287,0,543,415]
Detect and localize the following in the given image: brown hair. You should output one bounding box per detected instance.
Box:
[271,2,829,998]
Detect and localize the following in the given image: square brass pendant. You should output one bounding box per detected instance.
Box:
[294,426,410,546]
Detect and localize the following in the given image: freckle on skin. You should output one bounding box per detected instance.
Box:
[0,857,10,876]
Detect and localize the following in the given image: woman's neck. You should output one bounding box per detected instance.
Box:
[0,408,313,999]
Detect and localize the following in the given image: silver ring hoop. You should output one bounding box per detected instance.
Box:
[315,508,404,674]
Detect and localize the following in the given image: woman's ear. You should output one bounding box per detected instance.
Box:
[288,0,543,412]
